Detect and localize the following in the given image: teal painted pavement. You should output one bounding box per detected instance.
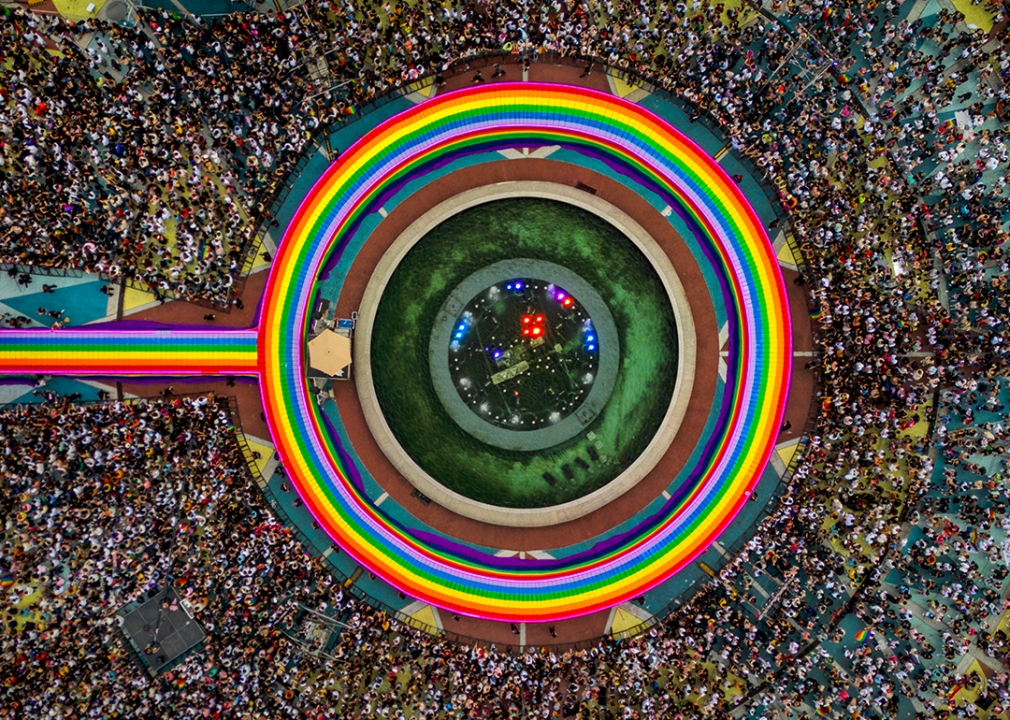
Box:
[245,84,789,622]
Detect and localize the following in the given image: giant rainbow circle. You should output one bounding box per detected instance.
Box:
[257,83,791,621]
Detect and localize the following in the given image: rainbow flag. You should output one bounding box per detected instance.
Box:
[0,571,13,588]
[855,628,872,643]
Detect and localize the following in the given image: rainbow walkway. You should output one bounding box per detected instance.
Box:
[0,84,790,622]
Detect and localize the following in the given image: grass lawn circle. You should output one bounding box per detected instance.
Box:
[370,197,677,509]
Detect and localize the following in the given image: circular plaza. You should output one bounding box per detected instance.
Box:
[271,81,801,637]
[2,0,999,715]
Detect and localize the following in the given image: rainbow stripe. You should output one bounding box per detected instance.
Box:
[0,85,790,621]
[259,84,792,621]
[0,328,258,376]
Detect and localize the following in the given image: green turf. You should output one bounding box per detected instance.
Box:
[370,198,677,508]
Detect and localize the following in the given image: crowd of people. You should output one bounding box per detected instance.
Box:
[4,0,1010,716]
[0,6,321,306]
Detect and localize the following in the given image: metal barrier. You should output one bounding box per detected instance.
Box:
[225,51,827,649]
[0,24,828,649]
[225,371,822,654]
[242,47,792,276]
[0,263,90,279]
[226,405,452,641]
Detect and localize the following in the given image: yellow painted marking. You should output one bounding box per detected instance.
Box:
[123,286,157,311]
[777,443,798,467]
[247,439,275,476]
[403,604,439,634]
[951,0,995,31]
[899,398,933,438]
[610,606,643,635]
[252,246,271,272]
[611,76,641,99]
[947,658,987,707]
[53,0,106,16]
[996,608,1010,636]
[777,242,798,267]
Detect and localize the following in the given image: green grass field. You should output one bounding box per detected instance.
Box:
[371,198,677,508]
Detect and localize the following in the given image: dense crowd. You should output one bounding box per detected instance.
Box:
[4,0,1010,717]
[0,8,318,305]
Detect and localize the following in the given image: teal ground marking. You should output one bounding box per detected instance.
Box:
[264,470,383,582]
[275,148,332,233]
[659,201,730,330]
[3,377,101,404]
[323,399,502,556]
[638,95,726,157]
[266,471,343,549]
[321,399,386,499]
[316,212,384,298]
[362,145,493,213]
[641,558,709,613]
[918,0,943,19]
[0,381,37,405]
[717,154,776,225]
[3,281,108,327]
[381,499,500,556]
[547,377,728,559]
[327,97,416,158]
[321,537,363,579]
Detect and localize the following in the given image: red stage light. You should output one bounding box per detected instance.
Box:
[522,315,532,324]
[535,315,544,323]
[563,298,573,307]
